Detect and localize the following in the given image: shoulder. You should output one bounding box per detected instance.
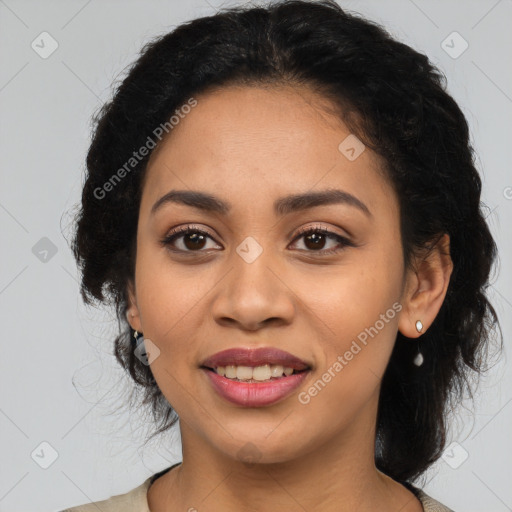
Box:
[60,463,180,511]
[59,475,153,512]
[413,486,456,512]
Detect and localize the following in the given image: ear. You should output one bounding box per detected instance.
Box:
[126,278,142,332]
[398,233,453,338]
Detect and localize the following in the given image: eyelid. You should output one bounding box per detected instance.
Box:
[293,223,348,239]
[289,224,353,254]
[162,224,221,249]
[166,223,216,238]
[163,223,346,242]
[161,222,353,255]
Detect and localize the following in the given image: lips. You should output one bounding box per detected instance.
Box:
[202,368,310,407]
[200,347,311,371]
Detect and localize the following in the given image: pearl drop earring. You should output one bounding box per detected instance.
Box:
[413,320,424,366]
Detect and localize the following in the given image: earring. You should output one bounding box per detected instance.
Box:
[132,329,144,347]
[413,320,424,366]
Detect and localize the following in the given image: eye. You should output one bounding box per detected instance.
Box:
[161,223,354,255]
[161,225,221,252]
[289,224,353,255]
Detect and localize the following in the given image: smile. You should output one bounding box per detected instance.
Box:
[201,366,311,407]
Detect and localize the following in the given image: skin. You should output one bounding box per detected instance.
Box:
[126,84,453,512]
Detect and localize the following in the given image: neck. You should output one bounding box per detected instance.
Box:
[148,406,422,512]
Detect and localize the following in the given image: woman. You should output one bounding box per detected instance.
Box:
[63,0,501,510]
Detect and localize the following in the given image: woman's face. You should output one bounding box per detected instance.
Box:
[128,84,416,464]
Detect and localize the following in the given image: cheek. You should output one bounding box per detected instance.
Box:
[135,240,206,329]
[299,247,402,336]
[299,240,402,388]
[297,316,398,430]
[134,254,200,373]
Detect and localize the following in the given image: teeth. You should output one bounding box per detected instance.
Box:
[236,365,253,380]
[214,364,298,381]
[252,365,271,381]
[225,365,236,378]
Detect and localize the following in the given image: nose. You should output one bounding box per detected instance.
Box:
[210,247,295,332]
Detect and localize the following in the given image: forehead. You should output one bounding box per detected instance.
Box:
[148,84,350,163]
[142,85,396,217]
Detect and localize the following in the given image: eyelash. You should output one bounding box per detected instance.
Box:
[160,224,354,256]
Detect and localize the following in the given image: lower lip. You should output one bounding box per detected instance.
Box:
[201,368,310,407]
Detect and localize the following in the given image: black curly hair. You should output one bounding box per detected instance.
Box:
[70,0,502,484]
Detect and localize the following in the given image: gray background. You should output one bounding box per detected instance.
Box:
[0,1,511,511]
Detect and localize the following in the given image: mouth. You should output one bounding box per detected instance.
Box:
[200,366,311,407]
[199,347,312,407]
[200,346,312,373]
[200,364,308,383]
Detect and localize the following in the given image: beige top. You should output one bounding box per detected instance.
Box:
[60,463,455,512]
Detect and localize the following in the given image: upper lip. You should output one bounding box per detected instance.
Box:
[201,347,311,371]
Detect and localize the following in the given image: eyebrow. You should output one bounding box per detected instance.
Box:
[150,188,372,218]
